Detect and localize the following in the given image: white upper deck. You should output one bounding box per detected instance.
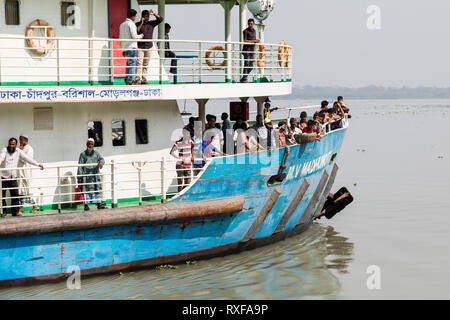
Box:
[0,0,292,104]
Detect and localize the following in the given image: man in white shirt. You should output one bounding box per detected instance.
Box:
[0,138,44,217]
[257,119,278,150]
[119,9,144,85]
[17,134,39,214]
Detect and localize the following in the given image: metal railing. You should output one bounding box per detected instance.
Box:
[0,157,211,214]
[0,36,293,85]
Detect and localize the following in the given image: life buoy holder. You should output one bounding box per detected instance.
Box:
[25,19,55,55]
[278,40,289,68]
[257,45,265,67]
[205,46,226,70]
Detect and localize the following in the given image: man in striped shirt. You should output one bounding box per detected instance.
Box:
[170,129,194,192]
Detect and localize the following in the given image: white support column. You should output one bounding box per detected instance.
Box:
[238,0,248,80]
[254,96,267,117]
[158,0,166,84]
[257,23,265,44]
[239,0,247,43]
[256,23,265,78]
[221,1,234,83]
[196,99,209,130]
[88,0,94,84]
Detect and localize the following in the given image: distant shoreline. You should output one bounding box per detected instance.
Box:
[289,86,450,100]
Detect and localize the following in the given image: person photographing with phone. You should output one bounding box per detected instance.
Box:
[135,9,163,85]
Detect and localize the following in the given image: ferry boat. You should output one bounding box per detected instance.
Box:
[0,0,349,286]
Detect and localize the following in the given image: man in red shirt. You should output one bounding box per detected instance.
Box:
[303,120,321,141]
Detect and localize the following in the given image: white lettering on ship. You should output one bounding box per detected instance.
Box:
[286,151,333,180]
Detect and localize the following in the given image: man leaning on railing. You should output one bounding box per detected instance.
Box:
[240,18,260,83]
[77,139,106,211]
[0,138,44,218]
[170,129,194,193]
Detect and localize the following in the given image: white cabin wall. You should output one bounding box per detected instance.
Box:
[0,99,184,163]
[0,0,111,84]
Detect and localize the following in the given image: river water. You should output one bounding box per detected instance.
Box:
[0,99,449,299]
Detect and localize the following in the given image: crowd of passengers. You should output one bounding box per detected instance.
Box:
[170,97,351,192]
[0,97,350,216]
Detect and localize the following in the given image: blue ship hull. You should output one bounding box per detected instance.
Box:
[0,128,347,286]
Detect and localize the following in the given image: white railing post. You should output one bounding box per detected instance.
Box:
[88,38,93,84]
[0,176,3,214]
[161,156,166,203]
[198,42,202,83]
[39,192,44,211]
[138,167,142,206]
[56,39,61,85]
[57,167,61,213]
[231,43,235,82]
[110,160,116,208]
[109,39,114,84]
[159,39,164,84]
[226,40,232,83]
[269,44,273,82]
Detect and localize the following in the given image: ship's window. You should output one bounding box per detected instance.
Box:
[61,1,76,26]
[88,121,103,147]
[112,120,126,146]
[33,107,53,130]
[135,119,148,145]
[5,0,20,25]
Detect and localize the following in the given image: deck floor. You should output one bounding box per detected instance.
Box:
[13,198,166,217]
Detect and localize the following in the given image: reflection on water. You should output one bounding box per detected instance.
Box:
[0,224,353,300]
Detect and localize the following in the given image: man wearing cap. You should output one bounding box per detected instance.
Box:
[17,134,39,215]
[0,137,43,217]
[77,138,106,211]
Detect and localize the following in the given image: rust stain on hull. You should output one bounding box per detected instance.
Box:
[0,196,245,238]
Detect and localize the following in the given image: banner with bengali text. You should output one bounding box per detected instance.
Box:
[0,86,162,103]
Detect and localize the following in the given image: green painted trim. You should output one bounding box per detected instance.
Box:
[7,194,175,215]
[0,79,288,87]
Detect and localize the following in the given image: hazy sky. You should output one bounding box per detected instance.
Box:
[142,0,450,87]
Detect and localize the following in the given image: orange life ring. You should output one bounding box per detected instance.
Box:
[25,19,55,55]
[278,40,289,67]
[257,44,265,67]
[205,46,226,70]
